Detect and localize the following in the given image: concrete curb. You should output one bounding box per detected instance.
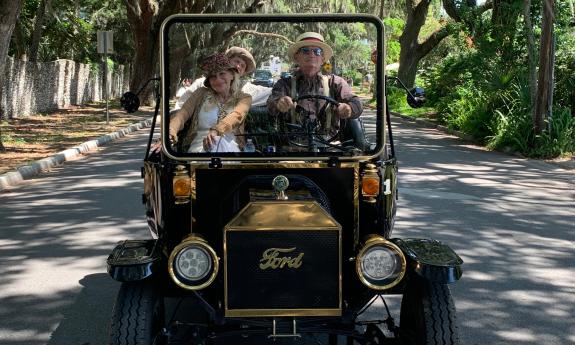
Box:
[390,111,575,170]
[0,117,153,191]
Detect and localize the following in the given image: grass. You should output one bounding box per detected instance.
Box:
[353,86,438,119]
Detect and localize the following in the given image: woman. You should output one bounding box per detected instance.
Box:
[169,53,252,153]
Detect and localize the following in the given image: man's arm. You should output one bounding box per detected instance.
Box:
[242,82,271,107]
[332,75,362,119]
[212,92,252,134]
[266,77,291,115]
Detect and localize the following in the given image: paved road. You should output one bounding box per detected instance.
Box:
[0,130,151,345]
[369,118,575,345]
[0,117,574,344]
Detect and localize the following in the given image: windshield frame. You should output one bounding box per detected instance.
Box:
[160,13,386,162]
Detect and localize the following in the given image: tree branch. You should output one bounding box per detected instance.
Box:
[417,23,455,58]
[230,30,293,45]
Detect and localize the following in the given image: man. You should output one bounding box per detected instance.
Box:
[267,32,363,142]
[175,47,271,109]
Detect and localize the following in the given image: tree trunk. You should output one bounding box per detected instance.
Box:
[398,0,431,88]
[533,0,555,134]
[29,0,52,62]
[123,0,264,105]
[398,0,453,88]
[125,0,161,105]
[397,0,493,88]
[523,0,537,114]
[0,0,24,152]
[379,1,386,18]
[124,0,215,105]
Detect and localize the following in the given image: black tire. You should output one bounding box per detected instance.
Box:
[400,276,460,345]
[109,281,165,345]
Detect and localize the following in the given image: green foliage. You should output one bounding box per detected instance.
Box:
[10,0,129,64]
[386,85,437,118]
[538,108,575,157]
[39,10,94,62]
[553,2,575,118]
[344,69,363,86]
[484,82,533,151]
[329,24,371,73]
[89,61,100,73]
[88,0,134,64]
[423,28,575,159]
[383,18,404,63]
[489,105,575,158]
[387,86,407,111]
[106,57,116,71]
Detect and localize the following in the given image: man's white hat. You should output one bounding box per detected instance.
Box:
[287,32,333,61]
[225,47,256,75]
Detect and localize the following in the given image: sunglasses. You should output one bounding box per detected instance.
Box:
[298,47,323,56]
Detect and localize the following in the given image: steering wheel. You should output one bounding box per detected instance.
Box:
[284,94,354,151]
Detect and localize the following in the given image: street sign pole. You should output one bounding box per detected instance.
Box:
[104,34,109,125]
[97,31,113,125]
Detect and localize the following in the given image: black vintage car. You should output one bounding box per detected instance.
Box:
[109,14,462,345]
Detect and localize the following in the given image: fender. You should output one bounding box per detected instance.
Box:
[107,239,161,282]
[392,238,463,284]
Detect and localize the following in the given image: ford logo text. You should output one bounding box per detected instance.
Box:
[259,247,304,270]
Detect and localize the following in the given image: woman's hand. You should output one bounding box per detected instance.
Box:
[203,129,219,151]
[151,139,162,153]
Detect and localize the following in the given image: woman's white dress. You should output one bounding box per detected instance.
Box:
[187,95,240,153]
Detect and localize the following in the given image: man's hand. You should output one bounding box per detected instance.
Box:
[336,103,352,119]
[277,96,295,113]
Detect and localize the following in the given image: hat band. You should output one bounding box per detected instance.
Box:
[300,37,323,43]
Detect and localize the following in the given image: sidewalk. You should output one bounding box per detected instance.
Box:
[0,117,153,191]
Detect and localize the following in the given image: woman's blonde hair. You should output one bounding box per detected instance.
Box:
[229,71,242,99]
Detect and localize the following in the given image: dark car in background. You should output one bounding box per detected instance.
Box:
[252,69,274,87]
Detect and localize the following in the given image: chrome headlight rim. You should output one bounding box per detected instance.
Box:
[168,236,219,290]
[356,236,406,290]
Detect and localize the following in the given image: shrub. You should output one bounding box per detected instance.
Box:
[531,108,575,158]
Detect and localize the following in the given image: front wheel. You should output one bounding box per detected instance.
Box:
[399,276,460,345]
[109,280,165,345]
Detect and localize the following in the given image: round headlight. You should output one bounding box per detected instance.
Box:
[361,246,399,280]
[169,236,218,290]
[175,246,212,280]
[356,236,406,290]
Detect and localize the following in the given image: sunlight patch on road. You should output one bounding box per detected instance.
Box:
[463,270,505,281]
[1,258,103,298]
[0,329,51,344]
[400,187,480,201]
[496,329,537,342]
